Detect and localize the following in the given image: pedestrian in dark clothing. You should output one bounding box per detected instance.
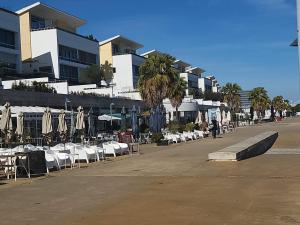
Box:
[211,117,218,139]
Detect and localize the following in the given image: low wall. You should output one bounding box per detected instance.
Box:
[208,131,278,161]
[0,89,145,112]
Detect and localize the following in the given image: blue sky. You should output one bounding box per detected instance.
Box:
[2,0,299,102]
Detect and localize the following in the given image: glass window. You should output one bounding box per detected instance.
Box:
[59,45,96,65]
[39,66,53,74]
[0,28,15,49]
[132,65,140,88]
[78,50,97,65]
[59,45,78,62]
[112,44,120,55]
[59,64,79,84]
[31,15,45,30]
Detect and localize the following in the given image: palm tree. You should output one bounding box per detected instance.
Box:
[169,74,187,121]
[138,53,177,107]
[272,96,284,112]
[249,87,270,119]
[221,83,242,119]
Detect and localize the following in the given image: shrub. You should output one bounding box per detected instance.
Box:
[167,121,184,133]
[11,81,57,93]
[151,132,163,143]
[185,122,195,132]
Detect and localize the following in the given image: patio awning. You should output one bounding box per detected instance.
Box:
[0,106,70,117]
[98,114,121,121]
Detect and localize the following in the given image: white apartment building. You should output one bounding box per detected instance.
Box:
[99,35,144,97]
[198,75,221,93]
[0,8,22,74]
[16,2,99,84]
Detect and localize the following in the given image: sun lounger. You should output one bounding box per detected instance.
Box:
[102,142,122,157]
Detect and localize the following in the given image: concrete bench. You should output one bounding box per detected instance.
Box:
[208,131,278,161]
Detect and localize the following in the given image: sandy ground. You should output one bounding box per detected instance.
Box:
[1,118,300,225]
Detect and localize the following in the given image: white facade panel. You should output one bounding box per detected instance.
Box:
[198,77,212,92]
[30,28,100,82]
[30,29,59,77]
[68,84,97,93]
[47,82,68,94]
[112,54,134,91]
[57,29,99,57]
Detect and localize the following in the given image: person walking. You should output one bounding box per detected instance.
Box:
[211,117,218,139]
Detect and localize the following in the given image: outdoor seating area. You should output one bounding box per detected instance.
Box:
[0,101,239,181]
[0,102,141,181]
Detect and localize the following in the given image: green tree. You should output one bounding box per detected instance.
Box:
[284,99,292,111]
[249,87,270,119]
[221,83,242,118]
[272,96,285,111]
[101,61,114,83]
[169,74,187,121]
[79,64,105,85]
[86,34,98,41]
[138,53,177,107]
[204,91,224,101]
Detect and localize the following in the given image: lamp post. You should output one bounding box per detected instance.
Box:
[110,103,115,126]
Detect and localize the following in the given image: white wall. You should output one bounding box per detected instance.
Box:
[116,91,142,100]
[0,10,21,73]
[30,29,59,77]
[69,84,98,93]
[112,54,134,91]
[163,98,199,112]
[82,87,112,96]
[112,54,145,92]
[198,77,212,92]
[47,82,68,94]
[30,29,100,80]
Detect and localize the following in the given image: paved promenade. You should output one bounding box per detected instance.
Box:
[1,118,300,225]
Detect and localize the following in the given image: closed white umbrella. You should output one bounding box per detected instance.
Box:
[42,107,52,144]
[222,111,226,124]
[58,110,67,142]
[98,114,121,121]
[76,106,85,142]
[227,111,231,122]
[216,108,221,123]
[0,102,12,143]
[16,112,24,142]
[195,111,202,125]
[253,111,258,120]
[205,111,208,123]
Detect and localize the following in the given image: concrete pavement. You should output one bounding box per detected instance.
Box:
[1,118,300,225]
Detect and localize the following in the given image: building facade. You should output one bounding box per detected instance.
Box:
[16,2,99,84]
[239,90,252,113]
[99,35,144,96]
[0,8,22,74]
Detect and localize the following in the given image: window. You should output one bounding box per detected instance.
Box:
[59,45,97,65]
[112,44,120,55]
[0,28,15,49]
[31,15,45,30]
[78,50,96,65]
[132,65,140,88]
[59,64,79,84]
[59,45,78,62]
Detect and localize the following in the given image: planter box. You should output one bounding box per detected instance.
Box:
[156,140,169,146]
